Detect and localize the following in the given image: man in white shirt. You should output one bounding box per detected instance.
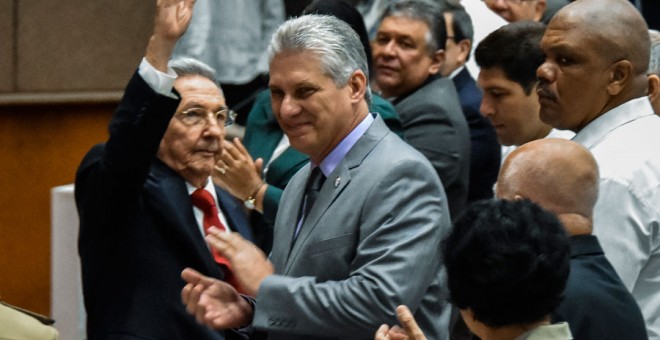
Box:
[537,0,660,338]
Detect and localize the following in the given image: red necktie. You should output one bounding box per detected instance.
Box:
[190,188,244,293]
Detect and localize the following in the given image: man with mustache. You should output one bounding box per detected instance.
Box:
[536,0,660,337]
[371,0,470,220]
[75,0,253,338]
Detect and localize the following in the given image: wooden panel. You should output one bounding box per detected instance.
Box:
[0,0,14,92]
[0,104,113,315]
[17,0,153,92]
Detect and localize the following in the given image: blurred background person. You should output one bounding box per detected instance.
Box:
[372,0,471,219]
[482,0,568,24]
[440,3,500,203]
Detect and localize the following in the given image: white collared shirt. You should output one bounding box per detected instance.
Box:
[573,96,660,339]
[186,179,232,240]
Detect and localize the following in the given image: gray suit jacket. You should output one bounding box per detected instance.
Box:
[394,76,471,220]
[251,115,452,340]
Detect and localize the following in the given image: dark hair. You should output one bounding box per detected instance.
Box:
[381,0,447,53]
[475,21,546,95]
[443,199,570,327]
[303,0,373,76]
[446,7,474,61]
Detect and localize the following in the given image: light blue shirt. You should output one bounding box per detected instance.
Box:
[317,113,375,176]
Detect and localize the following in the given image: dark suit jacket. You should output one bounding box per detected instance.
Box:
[243,90,404,253]
[553,235,647,340]
[75,72,252,340]
[452,68,501,202]
[393,75,471,219]
[252,115,452,340]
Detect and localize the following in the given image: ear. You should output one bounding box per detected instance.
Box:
[534,0,547,22]
[648,74,660,114]
[428,49,446,76]
[606,60,633,96]
[348,70,368,104]
[457,39,472,65]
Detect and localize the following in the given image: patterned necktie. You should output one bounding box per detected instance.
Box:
[190,188,243,293]
[294,167,326,240]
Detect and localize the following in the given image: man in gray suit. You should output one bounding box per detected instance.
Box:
[372,0,470,219]
[181,14,452,340]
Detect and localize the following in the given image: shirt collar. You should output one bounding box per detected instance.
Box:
[572,96,655,149]
[315,113,374,176]
[185,177,217,200]
[448,65,465,80]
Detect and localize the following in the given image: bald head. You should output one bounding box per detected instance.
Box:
[552,0,650,76]
[496,139,599,234]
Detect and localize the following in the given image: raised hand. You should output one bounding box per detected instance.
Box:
[146,0,196,72]
[153,0,196,41]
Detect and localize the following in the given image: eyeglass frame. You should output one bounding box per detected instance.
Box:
[175,107,237,127]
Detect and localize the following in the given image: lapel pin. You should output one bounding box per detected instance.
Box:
[334,177,341,188]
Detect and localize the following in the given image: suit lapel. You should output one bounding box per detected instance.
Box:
[145,160,223,277]
[284,162,352,274]
[281,115,391,273]
[216,188,254,242]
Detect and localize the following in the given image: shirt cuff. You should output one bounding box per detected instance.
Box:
[138,57,178,98]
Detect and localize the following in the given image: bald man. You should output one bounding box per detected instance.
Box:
[496,139,647,340]
[537,1,660,337]
[375,138,648,340]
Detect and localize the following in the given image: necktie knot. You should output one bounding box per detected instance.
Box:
[302,167,326,220]
[191,189,217,215]
[308,167,325,192]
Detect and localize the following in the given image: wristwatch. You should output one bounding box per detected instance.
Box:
[244,181,265,210]
[244,196,257,210]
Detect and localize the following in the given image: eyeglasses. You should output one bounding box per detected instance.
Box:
[176,107,237,127]
[482,0,536,5]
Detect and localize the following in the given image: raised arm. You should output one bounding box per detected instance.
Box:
[146,0,196,72]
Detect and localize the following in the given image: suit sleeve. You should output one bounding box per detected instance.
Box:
[75,72,180,226]
[252,157,450,338]
[401,99,466,192]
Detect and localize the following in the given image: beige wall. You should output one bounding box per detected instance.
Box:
[2,0,153,98]
[0,1,15,92]
[0,0,156,316]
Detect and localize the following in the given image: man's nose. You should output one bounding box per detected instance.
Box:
[537,61,555,85]
[278,95,301,118]
[480,97,496,117]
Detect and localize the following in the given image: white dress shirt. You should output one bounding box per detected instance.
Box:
[573,96,660,340]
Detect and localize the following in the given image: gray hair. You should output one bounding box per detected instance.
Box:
[649,29,660,75]
[381,0,447,54]
[168,57,223,96]
[268,14,372,104]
